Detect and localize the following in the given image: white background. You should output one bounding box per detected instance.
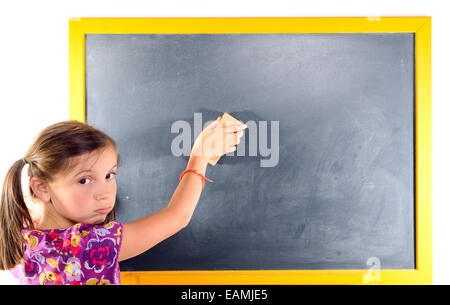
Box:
[0,0,447,284]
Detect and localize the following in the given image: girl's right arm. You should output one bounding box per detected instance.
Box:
[118,118,246,262]
[118,155,207,262]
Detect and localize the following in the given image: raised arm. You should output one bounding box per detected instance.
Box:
[118,117,246,262]
[118,155,207,262]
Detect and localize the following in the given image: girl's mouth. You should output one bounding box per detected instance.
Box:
[95,207,112,214]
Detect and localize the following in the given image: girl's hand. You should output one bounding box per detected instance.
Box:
[190,116,247,162]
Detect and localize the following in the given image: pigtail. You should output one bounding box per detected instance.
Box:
[0,120,120,270]
[0,159,34,270]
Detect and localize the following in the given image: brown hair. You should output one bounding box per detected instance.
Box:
[0,120,120,270]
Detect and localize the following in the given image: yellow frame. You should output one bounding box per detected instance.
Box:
[68,17,432,285]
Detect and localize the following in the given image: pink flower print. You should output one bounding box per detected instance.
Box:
[49,232,60,240]
[83,238,117,273]
[50,232,81,261]
[24,259,40,279]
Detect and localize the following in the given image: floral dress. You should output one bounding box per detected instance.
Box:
[11,221,123,285]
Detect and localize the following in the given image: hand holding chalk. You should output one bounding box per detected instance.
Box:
[190,113,247,165]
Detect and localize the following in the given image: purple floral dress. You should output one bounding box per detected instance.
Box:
[11,221,123,285]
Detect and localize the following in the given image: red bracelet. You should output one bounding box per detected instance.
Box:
[179,169,214,190]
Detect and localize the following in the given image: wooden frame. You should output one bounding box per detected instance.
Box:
[68,17,432,284]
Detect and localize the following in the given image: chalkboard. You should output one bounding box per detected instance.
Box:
[85,33,415,271]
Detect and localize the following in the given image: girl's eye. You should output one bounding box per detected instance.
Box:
[79,172,116,185]
[79,177,91,185]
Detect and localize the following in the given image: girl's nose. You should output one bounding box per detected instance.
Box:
[95,180,116,201]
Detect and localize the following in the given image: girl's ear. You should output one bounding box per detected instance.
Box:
[29,177,51,203]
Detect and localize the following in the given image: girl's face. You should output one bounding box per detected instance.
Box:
[45,145,118,227]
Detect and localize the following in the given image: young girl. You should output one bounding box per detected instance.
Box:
[0,118,246,285]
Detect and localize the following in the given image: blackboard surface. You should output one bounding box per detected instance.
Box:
[85,33,415,270]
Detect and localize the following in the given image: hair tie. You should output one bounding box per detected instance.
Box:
[22,158,27,165]
[179,169,214,190]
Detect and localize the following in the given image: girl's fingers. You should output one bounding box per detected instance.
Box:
[224,124,247,133]
[225,146,237,154]
[212,133,240,152]
[224,132,243,146]
[202,121,246,155]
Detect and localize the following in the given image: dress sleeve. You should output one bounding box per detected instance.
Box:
[74,221,124,282]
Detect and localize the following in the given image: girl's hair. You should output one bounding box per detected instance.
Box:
[0,120,120,270]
